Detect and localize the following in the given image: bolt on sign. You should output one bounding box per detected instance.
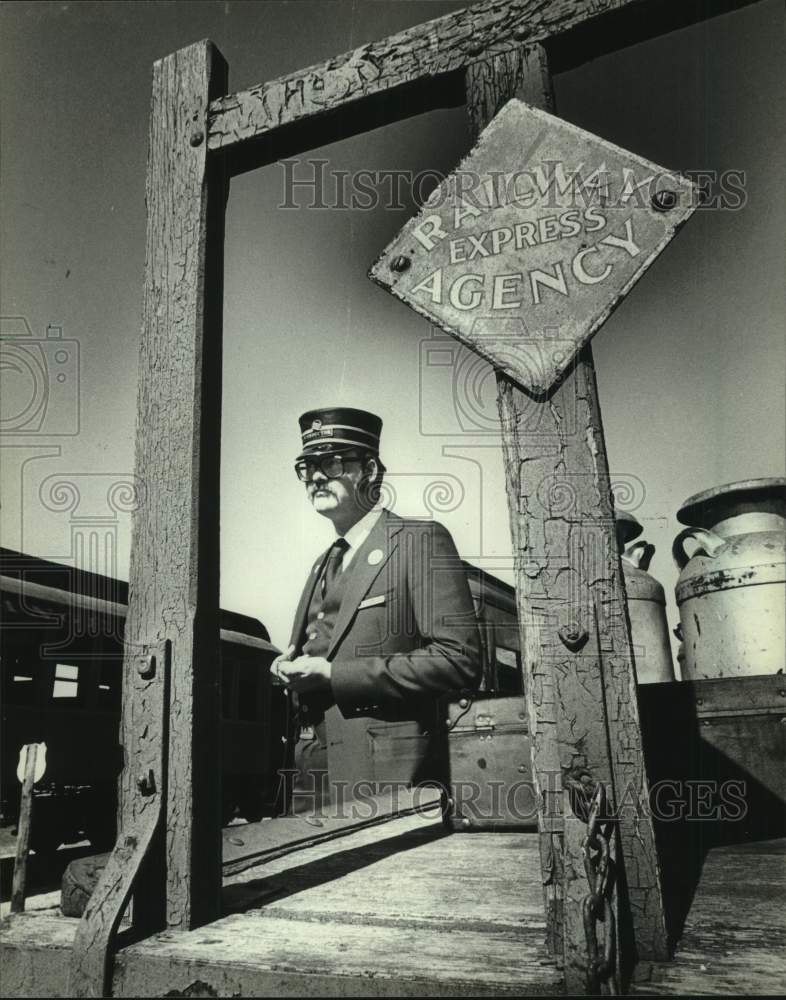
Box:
[370,99,697,395]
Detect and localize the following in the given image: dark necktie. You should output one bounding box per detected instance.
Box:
[321,538,349,599]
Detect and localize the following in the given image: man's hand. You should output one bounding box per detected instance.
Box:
[277,655,332,694]
[271,644,295,685]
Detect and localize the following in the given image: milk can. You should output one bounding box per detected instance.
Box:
[673,478,786,680]
[616,512,675,684]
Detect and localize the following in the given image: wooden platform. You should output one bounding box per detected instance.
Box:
[0,814,559,997]
[2,820,784,997]
[634,837,786,997]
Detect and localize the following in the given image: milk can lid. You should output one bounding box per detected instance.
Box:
[615,510,643,546]
[677,477,786,527]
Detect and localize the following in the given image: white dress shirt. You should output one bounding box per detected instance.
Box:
[339,506,385,571]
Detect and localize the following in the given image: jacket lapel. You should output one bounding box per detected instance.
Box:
[288,545,332,651]
[328,510,403,659]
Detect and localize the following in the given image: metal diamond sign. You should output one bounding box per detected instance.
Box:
[369,99,698,394]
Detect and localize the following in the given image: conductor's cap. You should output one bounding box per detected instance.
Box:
[297,407,382,459]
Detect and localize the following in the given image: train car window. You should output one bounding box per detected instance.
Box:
[5,656,37,706]
[52,662,79,699]
[495,646,523,695]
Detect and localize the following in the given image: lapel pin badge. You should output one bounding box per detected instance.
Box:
[367,549,384,565]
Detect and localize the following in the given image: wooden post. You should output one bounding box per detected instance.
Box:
[465,42,669,988]
[465,44,566,959]
[71,42,228,995]
[119,38,228,933]
[11,743,40,914]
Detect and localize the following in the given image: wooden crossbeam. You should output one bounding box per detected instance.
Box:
[207,0,639,154]
[205,0,760,176]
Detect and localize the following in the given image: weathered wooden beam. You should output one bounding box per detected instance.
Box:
[221,72,467,177]
[546,0,765,74]
[207,0,639,155]
[464,45,566,961]
[464,42,669,989]
[119,38,228,932]
[71,45,229,991]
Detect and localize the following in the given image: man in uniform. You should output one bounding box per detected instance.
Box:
[274,406,481,813]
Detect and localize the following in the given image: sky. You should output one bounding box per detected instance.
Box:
[1,0,784,661]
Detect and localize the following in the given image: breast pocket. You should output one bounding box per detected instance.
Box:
[352,589,398,654]
[357,593,387,611]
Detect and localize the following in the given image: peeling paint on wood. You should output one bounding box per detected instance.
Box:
[103,39,229,964]
[460,38,669,986]
[207,0,637,153]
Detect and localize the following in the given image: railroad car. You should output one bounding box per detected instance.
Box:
[1,548,286,852]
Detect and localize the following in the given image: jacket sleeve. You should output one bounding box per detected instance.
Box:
[330,520,482,718]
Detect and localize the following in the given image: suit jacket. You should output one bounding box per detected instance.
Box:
[289,509,481,795]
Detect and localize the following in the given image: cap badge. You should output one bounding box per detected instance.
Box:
[368,549,384,566]
[311,419,323,430]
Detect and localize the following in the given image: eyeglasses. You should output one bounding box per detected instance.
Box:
[294,453,363,482]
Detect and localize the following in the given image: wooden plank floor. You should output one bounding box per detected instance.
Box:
[118,814,560,997]
[635,837,786,996]
[0,814,560,997]
[2,824,784,997]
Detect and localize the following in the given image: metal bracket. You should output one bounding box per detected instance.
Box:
[558,622,590,653]
[70,641,169,997]
[69,806,163,997]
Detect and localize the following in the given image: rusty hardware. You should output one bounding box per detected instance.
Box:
[189,129,204,147]
[558,623,589,653]
[136,769,156,796]
[137,653,156,679]
[390,255,411,273]
[564,764,596,821]
[581,783,619,994]
[651,189,677,212]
